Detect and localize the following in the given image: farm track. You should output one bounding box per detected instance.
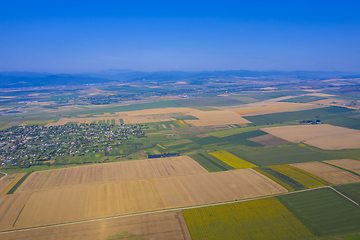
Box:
[1,185,354,235]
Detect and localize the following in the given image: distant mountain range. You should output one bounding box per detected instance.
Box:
[0,70,359,88]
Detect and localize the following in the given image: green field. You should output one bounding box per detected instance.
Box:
[280,96,327,103]
[244,106,353,125]
[189,153,234,172]
[277,188,360,236]
[323,117,360,130]
[190,136,227,146]
[174,97,244,107]
[182,197,314,240]
[221,129,267,146]
[254,167,297,191]
[172,115,199,120]
[228,144,337,166]
[334,183,360,205]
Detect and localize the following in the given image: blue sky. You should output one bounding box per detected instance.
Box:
[0,1,359,73]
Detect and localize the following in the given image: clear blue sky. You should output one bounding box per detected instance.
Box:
[0,0,359,73]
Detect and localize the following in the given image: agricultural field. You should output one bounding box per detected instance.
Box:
[334,182,360,205]
[323,117,360,130]
[228,144,336,166]
[244,106,352,125]
[0,173,27,195]
[0,168,286,230]
[189,153,234,172]
[0,173,21,194]
[220,129,267,146]
[1,211,191,240]
[262,124,360,150]
[277,188,360,236]
[16,156,207,192]
[209,150,257,169]
[325,159,360,174]
[291,162,360,185]
[183,197,314,240]
[268,165,330,188]
[248,134,290,146]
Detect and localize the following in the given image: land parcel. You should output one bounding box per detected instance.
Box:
[277,188,360,236]
[183,197,314,240]
[228,144,336,166]
[262,124,360,150]
[1,211,191,240]
[325,159,360,175]
[291,162,360,185]
[10,169,286,230]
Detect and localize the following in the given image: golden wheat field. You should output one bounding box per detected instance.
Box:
[262,124,360,150]
[1,211,191,240]
[16,156,207,193]
[291,162,360,185]
[0,173,26,195]
[324,159,360,174]
[0,173,21,194]
[4,168,286,230]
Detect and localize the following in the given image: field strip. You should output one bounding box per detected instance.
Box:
[329,186,360,206]
[0,186,331,235]
[0,172,7,181]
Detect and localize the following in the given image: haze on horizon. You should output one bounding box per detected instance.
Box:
[1,0,360,73]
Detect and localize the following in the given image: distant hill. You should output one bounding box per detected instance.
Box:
[0,70,358,88]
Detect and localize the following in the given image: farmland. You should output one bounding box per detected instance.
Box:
[334,183,360,205]
[16,156,207,192]
[1,168,286,230]
[188,153,234,172]
[182,197,314,240]
[227,144,336,166]
[209,150,257,169]
[277,188,360,236]
[325,159,360,174]
[291,162,360,185]
[268,165,330,188]
[262,124,360,150]
[1,211,192,240]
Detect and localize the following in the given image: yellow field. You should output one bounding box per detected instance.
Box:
[175,120,190,127]
[325,159,360,175]
[291,162,360,185]
[0,173,26,195]
[262,124,360,150]
[209,150,257,169]
[1,211,191,240]
[183,197,314,240]
[269,165,330,188]
[2,168,286,231]
[17,156,208,192]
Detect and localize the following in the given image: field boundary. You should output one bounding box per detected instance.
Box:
[329,186,360,206]
[0,186,336,235]
[0,172,7,181]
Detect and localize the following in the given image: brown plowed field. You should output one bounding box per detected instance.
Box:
[248,134,290,146]
[291,162,360,185]
[0,174,21,194]
[10,169,286,230]
[324,159,360,174]
[1,211,191,240]
[262,124,360,150]
[17,156,207,193]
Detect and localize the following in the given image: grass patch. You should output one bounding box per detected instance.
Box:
[172,115,199,120]
[182,197,315,240]
[277,188,360,236]
[227,144,337,167]
[323,117,360,130]
[189,153,234,172]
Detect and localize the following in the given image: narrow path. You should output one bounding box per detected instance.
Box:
[329,186,360,206]
[0,172,7,181]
